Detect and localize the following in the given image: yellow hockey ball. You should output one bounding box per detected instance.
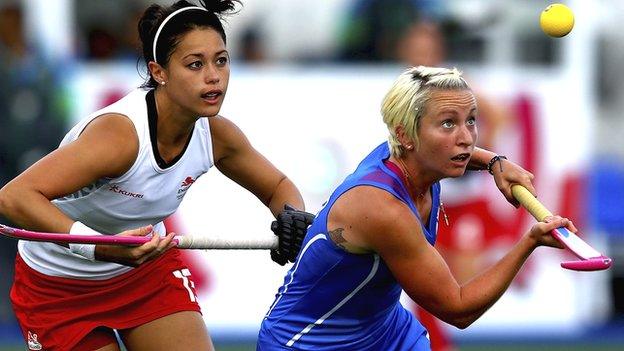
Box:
[540,4,574,37]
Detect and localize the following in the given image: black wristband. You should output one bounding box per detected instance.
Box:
[487,155,507,175]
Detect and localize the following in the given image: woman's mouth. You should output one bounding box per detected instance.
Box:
[201,91,222,104]
[450,153,471,163]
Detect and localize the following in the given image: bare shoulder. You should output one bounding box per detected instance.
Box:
[328,185,415,253]
[332,185,407,225]
[77,113,139,177]
[207,115,243,143]
[81,113,138,142]
[207,115,250,163]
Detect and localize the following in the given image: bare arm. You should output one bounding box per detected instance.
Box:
[0,114,138,232]
[330,186,569,329]
[467,146,496,171]
[0,114,174,265]
[210,116,305,216]
[468,147,535,207]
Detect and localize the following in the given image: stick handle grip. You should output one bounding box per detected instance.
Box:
[175,235,278,249]
[511,185,552,221]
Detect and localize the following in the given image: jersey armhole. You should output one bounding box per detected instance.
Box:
[201,117,215,168]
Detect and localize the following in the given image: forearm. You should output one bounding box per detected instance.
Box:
[0,181,73,232]
[267,176,305,216]
[456,235,536,326]
[466,147,497,171]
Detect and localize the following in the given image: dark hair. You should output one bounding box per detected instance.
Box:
[138,0,240,88]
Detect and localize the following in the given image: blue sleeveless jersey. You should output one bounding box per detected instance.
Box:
[257,142,440,350]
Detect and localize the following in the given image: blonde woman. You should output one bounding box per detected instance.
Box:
[257,66,574,350]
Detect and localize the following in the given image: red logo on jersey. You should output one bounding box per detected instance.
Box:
[181,176,195,187]
[177,176,197,200]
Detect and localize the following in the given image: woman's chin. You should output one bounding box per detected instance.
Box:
[447,168,468,178]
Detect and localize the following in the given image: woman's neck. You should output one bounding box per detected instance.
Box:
[389,155,434,199]
[154,88,197,146]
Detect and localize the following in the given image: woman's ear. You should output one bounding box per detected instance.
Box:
[148,61,168,85]
[394,125,414,151]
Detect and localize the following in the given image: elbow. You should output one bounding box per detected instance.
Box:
[0,186,8,217]
[0,182,21,218]
[416,292,482,330]
[436,311,476,330]
[448,317,474,330]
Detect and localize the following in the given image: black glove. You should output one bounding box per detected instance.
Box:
[270,204,315,265]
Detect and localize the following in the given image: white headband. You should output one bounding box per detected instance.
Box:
[152,6,208,64]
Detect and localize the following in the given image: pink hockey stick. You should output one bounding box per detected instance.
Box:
[0,224,278,250]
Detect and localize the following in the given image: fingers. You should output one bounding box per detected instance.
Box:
[157,232,176,252]
[546,216,578,233]
[497,181,521,208]
[541,215,578,237]
[504,162,535,195]
[527,215,568,249]
[542,215,570,230]
[120,225,154,237]
[510,197,520,208]
[140,232,176,262]
[96,227,175,266]
[566,219,578,233]
[136,230,162,254]
[520,172,536,197]
[507,197,520,208]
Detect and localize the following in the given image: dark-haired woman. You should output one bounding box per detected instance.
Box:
[0,1,305,350]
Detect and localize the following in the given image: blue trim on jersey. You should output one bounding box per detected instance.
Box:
[258,142,440,351]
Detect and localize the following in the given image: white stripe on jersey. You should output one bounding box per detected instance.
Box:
[265,233,327,319]
[286,254,380,347]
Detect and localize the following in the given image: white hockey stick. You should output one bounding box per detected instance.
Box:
[0,224,278,249]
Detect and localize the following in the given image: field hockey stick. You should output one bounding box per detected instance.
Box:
[0,224,278,249]
[511,185,612,271]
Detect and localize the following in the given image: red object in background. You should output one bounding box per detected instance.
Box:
[559,172,586,231]
[98,89,127,109]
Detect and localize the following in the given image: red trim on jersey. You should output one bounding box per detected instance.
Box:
[10,249,201,350]
[383,159,403,178]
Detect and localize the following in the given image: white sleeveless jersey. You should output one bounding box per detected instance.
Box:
[18,88,214,279]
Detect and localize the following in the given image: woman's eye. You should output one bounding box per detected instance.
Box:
[188,61,203,69]
[216,56,229,65]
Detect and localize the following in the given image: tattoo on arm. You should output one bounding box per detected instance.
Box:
[329,228,348,251]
